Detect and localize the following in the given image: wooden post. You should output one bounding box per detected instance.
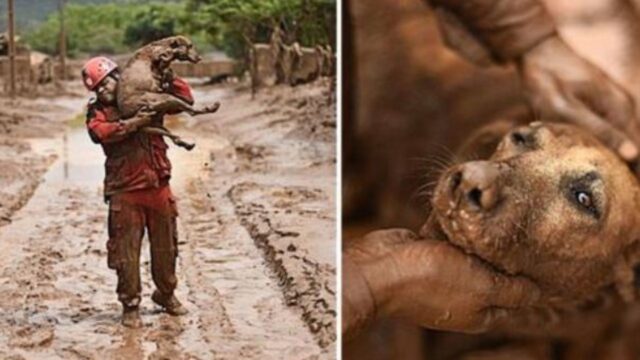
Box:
[7,0,16,97]
[59,0,67,81]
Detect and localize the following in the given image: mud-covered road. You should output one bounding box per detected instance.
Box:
[0,80,336,359]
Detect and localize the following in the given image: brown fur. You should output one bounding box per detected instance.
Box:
[426,122,640,304]
[417,121,640,357]
[116,36,221,150]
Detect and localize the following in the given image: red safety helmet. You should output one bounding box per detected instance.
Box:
[81,56,118,91]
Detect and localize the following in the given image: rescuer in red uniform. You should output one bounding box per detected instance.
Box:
[82,56,190,328]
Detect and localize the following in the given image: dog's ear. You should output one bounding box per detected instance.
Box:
[170,38,180,49]
[614,240,640,303]
[159,47,174,63]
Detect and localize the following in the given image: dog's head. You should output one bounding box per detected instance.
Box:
[149,35,201,67]
[430,122,640,302]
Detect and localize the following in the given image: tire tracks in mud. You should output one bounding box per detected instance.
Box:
[228,182,336,347]
[186,82,337,351]
[0,153,326,359]
[177,177,324,359]
[0,151,324,359]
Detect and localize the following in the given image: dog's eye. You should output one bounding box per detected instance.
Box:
[511,132,526,146]
[576,191,592,208]
[573,190,599,218]
[563,171,602,219]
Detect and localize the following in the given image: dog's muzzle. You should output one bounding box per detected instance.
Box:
[187,51,202,63]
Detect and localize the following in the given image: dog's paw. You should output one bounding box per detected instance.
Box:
[205,102,221,113]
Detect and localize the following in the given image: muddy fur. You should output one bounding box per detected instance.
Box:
[424,121,640,309]
[116,36,220,149]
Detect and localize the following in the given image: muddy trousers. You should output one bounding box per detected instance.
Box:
[107,185,179,308]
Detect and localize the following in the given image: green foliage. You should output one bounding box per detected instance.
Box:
[24,3,141,57]
[123,4,182,47]
[21,0,335,60]
[22,2,198,57]
[185,0,336,59]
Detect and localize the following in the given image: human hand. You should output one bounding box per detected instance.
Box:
[344,229,540,335]
[123,108,156,131]
[518,36,640,162]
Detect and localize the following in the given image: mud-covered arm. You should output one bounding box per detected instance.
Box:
[86,104,154,144]
[428,0,556,64]
[342,229,541,341]
[427,0,640,163]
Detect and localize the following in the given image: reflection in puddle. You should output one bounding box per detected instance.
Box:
[30,107,228,191]
[44,127,104,185]
[28,86,229,191]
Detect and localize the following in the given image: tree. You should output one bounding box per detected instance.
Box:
[21,0,335,61]
[23,3,138,56]
[185,0,336,60]
[123,4,182,47]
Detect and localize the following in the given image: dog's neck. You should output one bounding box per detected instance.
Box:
[152,57,171,74]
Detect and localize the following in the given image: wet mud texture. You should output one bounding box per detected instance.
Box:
[0,79,335,359]
[190,79,337,348]
[0,95,81,227]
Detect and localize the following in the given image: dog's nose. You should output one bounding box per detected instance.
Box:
[450,161,500,210]
[189,52,202,63]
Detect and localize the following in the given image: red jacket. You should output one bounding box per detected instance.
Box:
[86,77,194,198]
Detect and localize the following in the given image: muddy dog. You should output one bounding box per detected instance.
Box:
[117,35,221,150]
[421,121,640,356]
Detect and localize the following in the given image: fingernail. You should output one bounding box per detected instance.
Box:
[618,140,638,161]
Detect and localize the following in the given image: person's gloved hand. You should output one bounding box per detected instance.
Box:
[343,229,540,339]
[518,36,640,162]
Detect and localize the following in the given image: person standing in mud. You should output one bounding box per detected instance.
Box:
[81,56,190,328]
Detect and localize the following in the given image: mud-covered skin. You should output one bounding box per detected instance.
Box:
[432,122,640,301]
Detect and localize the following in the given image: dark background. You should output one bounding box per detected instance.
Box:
[342,0,527,235]
[342,0,529,358]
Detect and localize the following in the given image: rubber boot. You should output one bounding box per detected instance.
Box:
[122,306,143,328]
[151,290,189,316]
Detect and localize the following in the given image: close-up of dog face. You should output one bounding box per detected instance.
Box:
[431,122,640,301]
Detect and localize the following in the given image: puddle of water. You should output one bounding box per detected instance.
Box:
[26,87,230,191]
[29,117,228,191]
[42,128,105,186]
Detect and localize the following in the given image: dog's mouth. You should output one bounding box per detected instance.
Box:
[184,51,202,63]
[430,167,522,276]
[432,169,490,249]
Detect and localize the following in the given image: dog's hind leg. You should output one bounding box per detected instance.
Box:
[188,101,221,116]
[140,126,195,151]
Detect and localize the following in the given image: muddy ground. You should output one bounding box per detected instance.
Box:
[0,79,336,359]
